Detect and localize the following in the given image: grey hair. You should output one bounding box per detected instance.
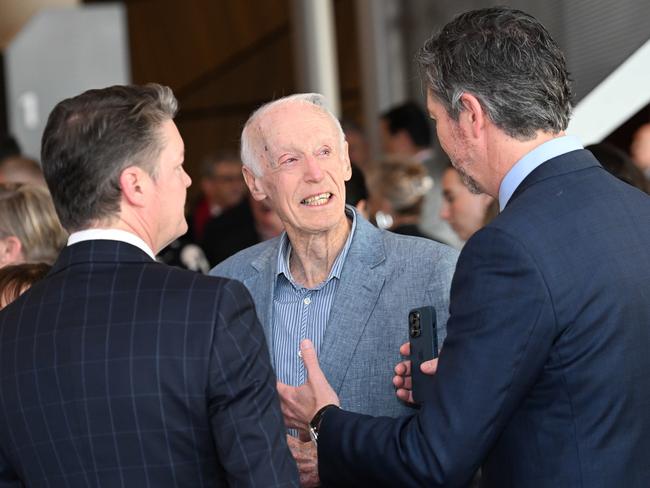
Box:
[240,93,346,176]
[417,7,573,140]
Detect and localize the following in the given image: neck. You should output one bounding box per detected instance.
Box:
[485,129,563,197]
[104,210,160,254]
[285,215,351,288]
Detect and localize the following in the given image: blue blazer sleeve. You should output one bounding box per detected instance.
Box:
[318,226,555,487]
[206,279,299,487]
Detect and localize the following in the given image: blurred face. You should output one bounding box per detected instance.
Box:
[244,103,351,237]
[151,120,191,251]
[426,91,484,194]
[344,129,369,170]
[630,124,650,171]
[440,167,492,241]
[249,196,284,240]
[379,118,411,156]
[203,161,246,209]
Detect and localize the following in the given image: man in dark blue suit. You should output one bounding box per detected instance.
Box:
[277,7,650,487]
[0,84,298,487]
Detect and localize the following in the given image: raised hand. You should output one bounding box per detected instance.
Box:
[277,339,340,430]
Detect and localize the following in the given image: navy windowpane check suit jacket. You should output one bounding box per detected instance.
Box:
[0,240,298,487]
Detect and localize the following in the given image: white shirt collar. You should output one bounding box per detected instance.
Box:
[67,228,156,260]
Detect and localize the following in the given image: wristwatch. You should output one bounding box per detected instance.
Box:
[308,404,339,445]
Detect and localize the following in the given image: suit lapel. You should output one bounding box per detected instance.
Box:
[246,240,281,368]
[319,216,386,394]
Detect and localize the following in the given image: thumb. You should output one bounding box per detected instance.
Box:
[300,339,325,384]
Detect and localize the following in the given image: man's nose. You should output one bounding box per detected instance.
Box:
[304,156,324,181]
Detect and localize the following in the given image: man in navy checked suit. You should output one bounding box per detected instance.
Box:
[278,7,650,487]
[0,84,299,487]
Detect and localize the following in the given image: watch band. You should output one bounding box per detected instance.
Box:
[308,404,339,444]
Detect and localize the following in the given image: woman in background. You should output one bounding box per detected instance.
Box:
[439,166,494,243]
[0,183,67,267]
[366,156,435,239]
[0,262,50,309]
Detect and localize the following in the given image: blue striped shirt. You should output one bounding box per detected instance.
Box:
[272,207,357,388]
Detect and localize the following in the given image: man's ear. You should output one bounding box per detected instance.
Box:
[0,235,24,266]
[458,93,486,139]
[242,166,268,201]
[119,166,150,207]
[342,141,352,182]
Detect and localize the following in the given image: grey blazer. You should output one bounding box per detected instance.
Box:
[211,211,458,417]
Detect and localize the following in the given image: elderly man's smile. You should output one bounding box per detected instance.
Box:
[300,192,333,206]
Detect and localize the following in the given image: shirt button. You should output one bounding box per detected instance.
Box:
[303,297,311,305]
[297,350,302,358]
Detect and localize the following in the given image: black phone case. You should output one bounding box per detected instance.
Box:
[409,306,438,404]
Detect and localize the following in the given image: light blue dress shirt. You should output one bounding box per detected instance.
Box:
[498,135,583,210]
[272,206,357,388]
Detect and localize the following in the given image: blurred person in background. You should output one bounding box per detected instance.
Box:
[380,101,459,246]
[190,150,247,243]
[341,119,371,174]
[0,156,47,187]
[202,192,284,267]
[199,151,286,266]
[366,156,435,239]
[0,182,67,266]
[628,123,650,182]
[440,165,494,242]
[0,262,50,309]
[344,163,369,218]
[587,142,648,193]
[0,134,21,161]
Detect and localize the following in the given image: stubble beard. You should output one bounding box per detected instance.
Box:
[450,160,485,195]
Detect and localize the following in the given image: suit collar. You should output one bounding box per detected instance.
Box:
[507,149,601,207]
[499,135,583,210]
[50,240,155,275]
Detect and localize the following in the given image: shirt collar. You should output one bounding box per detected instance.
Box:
[276,205,357,288]
[67,228,157,261]
[498,135,583,210]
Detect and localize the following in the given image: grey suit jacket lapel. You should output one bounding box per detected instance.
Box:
[245,242,280,368]
[319,217,386,394]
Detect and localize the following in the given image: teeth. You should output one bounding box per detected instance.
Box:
[301,192,331,206]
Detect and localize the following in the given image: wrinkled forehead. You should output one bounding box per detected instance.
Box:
[255,102,339,154]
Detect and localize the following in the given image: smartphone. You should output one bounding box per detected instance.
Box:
[408,306,438,405]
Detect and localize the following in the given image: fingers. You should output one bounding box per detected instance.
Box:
[300,339,325,384]
[399,341,411,356]
[394,359,411,376]
[421,357,439,375]
[286,435,320,488]
[395,388,414,404]
[276,381,303,429]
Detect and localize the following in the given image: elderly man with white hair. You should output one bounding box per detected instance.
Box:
[211,93,457,485]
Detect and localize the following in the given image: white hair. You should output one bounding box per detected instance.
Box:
[240,93,346,176]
